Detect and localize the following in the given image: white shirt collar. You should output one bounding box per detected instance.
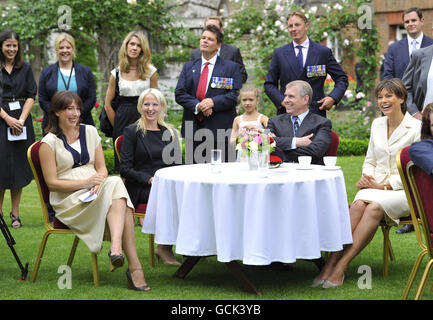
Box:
[292,109,309,123]
[293,37,310,49]
[408,32,423,46]
[201,53,218,66]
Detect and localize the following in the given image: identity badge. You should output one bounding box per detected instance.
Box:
[9,101,21,111]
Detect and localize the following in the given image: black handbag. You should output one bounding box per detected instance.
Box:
[99,68,119,137]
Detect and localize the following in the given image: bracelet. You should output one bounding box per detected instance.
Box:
[383,184,388,191]
[18,119,25,124]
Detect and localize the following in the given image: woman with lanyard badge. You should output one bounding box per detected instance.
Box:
[0,30,37,228]
[39,33,96,134]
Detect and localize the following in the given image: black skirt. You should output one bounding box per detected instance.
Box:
[112,96,140,172]
[0,100,35,189]
[112,96,140,141]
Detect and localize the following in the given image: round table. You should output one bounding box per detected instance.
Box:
[142,162,352,265]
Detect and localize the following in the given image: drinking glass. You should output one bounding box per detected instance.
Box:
[211,149,222,173]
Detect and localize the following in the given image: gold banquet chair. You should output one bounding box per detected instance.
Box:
[380,218,413,276]
[397,146,433,300]
[380,147,421,277]
[27,141,101,286]
[115,135,155,267]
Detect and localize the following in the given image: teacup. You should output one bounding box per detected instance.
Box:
[323,156,337,167]
[298,156,312,167]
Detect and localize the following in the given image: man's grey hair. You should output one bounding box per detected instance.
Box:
[286,80,313,106]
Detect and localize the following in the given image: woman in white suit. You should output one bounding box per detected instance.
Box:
[313,78,421,289]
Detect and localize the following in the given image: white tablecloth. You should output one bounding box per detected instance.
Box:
[142,163,352,265]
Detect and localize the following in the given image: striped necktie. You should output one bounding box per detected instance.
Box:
[292,116,300,136]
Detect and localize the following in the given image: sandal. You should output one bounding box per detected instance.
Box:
[10,212,22,229]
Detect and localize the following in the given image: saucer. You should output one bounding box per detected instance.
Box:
[322,166,341,170]
[296,165,313,170]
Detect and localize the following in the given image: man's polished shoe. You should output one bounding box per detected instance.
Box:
[396,224,414,234]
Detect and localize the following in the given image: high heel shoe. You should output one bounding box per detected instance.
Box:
[10,212,22,229]
[322,275,345,289]
[126,269,150,291]
[155,247,181,266]
[311,279,325,288]
[108,250,124,272]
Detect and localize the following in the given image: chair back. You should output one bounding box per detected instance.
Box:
[114,135,124,160]
[27,141,68,230]
[325,131,339,156]
[397,146,433,253]
[27,141,51,229]
[407,157,433,255]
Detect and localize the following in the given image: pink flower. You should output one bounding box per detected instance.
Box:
[94,101,99,109]
[37,117,43,122]
[253,135,262,144]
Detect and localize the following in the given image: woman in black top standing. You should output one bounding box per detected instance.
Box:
[0,30,37,228]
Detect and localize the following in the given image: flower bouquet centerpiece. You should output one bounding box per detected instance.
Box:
[236,129,276,170]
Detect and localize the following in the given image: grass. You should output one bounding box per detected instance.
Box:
[0,156,431,301]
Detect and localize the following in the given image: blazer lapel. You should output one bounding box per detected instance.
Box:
[388,113,412,146]
[304,41,318,76]
[219,43,230,60]
[279,114,294,136]
[74,64,83,96]
[401,40,410,66]
[191,59,202,94]
[296,112,313,137]
[137,130,152,160]
[284,44,303,77]
[206,56,222,95]
[419,49,433,96]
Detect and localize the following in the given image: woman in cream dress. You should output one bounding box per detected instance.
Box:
[39,91,150,291]
[313,78,421,289]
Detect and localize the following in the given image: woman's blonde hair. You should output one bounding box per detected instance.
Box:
[118,31,152,80]
[54,33,76,59]
[136,88,172,134]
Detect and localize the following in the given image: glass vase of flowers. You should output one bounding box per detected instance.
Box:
[236,129,276,170]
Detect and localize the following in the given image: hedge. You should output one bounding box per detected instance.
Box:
[104,148,116,174]
[337,138,368,156]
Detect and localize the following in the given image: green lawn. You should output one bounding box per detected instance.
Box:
[0,156,431,300]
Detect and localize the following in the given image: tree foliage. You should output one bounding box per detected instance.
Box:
[0,0,193,80]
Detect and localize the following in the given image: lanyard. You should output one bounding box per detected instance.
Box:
[59,62,74,91]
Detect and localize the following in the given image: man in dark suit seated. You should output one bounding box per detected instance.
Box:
[266,80,331,165]
[175,25,242,163]
[382,7,433,81]
[265,10,348,117]
[190,16,247,84]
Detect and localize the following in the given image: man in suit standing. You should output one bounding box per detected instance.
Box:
[190,16,248,83]
[175,25,242,164]
[265,10,348,117]
[267,80,331,165]
[402,46,433,120]
[382,8,433,80]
